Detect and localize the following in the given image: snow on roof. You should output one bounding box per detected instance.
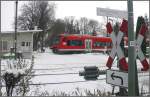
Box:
[1,30,43,34]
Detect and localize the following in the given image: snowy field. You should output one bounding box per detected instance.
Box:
[1,48,150,96]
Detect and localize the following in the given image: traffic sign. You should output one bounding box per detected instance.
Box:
[106,69,128,88]
[129,41,135,47]
[96,7,127,19]
[106,20,128,71]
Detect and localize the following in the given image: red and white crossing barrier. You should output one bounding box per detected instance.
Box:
[106,19,149,71]
[135,24,149,71]
[106,19,128,71]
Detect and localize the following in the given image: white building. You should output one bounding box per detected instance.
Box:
[0,30,42,59]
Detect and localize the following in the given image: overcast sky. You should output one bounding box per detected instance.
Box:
[1,1,149,31]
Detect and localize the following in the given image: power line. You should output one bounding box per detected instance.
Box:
[0,73,79,78]
[0,69,107,77]
[1,72,148,77]
[1,66,109,71]
[1,62,107,67]
[33,67,85,70]
[1,78,106,87]
[1,69,148,76]
[32,64,107,68]
[0,73,148,87]
[32,72,79,76]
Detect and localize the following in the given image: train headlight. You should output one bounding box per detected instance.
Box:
[63,42,66,45]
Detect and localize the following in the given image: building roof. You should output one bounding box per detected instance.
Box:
[1,30,43,34]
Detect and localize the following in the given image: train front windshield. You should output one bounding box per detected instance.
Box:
[53,36,60,45]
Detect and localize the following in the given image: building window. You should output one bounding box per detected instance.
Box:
[22,42,31,46]
[3,41,8,50]
[28,42,31,46]
[0,41,2,51]
[22,42,25,46]
[26,42,31,46]
[26,42,28,46]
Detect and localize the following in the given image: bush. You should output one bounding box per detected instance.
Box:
[2,57,34,96]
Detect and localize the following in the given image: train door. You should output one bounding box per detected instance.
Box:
[85,39,92,52]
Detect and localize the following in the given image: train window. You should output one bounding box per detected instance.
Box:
[109,42,112,47]
[97,42,101,47]
[107,42,112,47]
[94,42,103,47]
[104,42,106,46]
[94,41,112,47]
[67,40,83,46]
[94,42,112,47]
[101,42,105,47]
[106,43,109,46]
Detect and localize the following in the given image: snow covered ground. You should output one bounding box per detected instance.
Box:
[1,48,150,96]
[30,50,113,95]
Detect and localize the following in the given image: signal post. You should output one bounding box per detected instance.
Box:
[127,0,139,96]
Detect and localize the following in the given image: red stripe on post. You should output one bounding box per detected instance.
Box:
[141,58,149,71]
[106,22,113,34]
[139,24,148,37]
[119,57,128,71]
[106,56,114,69]
[120,19,128,34]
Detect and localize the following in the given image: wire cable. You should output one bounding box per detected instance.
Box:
[32,72,79,76]
[1,78,106,87]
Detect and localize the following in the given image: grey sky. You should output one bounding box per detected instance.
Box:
[1,1,149,31]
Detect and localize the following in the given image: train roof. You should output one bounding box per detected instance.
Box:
[59,34,111,39]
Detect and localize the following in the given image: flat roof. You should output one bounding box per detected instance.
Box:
[1,30,43,34]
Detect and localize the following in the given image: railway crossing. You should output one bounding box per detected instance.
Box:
[106,19,128,71]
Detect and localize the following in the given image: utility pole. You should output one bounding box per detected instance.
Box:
[106,16,109,37]
[14,0,18,59]
[0,1,2,96]
[128,0,139,96]
[145,11,150,96]
[149,0,150,95]
[148,1,150,95]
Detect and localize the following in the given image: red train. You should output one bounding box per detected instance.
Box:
[50,34,112,54]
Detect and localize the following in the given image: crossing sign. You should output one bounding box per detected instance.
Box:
[106,69,128,88]
[105,20,149,71]
[106,20,128,71]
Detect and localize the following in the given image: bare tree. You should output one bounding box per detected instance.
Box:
[46,19,66,46]
[79,17,89,34]
[64,16,75,34]
[17,1,56,51]
[74,20,80,34]
[88,19,99,33]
